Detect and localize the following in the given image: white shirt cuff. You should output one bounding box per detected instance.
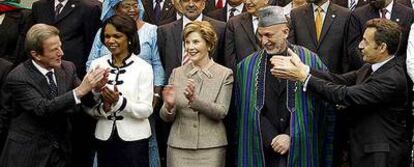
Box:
[73,90,81,104]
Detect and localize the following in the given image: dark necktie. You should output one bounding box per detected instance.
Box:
[380,8,387,19]
[229,7,237,19]
[154,0,162,24]
[46,71,58,97]
[55,0,64,18]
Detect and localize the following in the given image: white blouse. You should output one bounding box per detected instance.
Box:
[89,54,154,141]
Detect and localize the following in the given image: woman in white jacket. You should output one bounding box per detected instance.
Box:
[89,14,153,167]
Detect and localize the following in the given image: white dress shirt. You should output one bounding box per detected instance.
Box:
[153,0,165,9]
[54,0,68,14]
[226,3,244,21]
[89,54,154,141]
[0,14,5,25]
[312,1,330,24]
[252,15,258,34]
[379,1,393,19]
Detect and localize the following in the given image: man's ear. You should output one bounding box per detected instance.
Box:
[379,43,388,54]
[31,51,40,61]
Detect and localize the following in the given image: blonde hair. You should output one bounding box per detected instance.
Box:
[25,24,59,54]
[183,21,217,54]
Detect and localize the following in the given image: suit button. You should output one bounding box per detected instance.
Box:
[193,124,197,128]
[52,141,59,149]
[280,118,285,122]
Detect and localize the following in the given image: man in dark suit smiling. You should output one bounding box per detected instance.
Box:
[0,24,107,167]
[272,18,411,167]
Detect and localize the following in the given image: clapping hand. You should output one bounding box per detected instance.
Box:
[184,79,196,104]
[162,85,176,112]
[101,85,120,112]
[270,48,308,82]
[94,66,110,92]
[75,66,108,97]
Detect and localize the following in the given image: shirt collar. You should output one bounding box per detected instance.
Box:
[183,14,203,28]
[187,59,215,78]
[384,0,393,14]
[227,3,244,13]
[371,55,394,72]
[54,0,68,8]
[312,1,330,12]
[32,60,55,76]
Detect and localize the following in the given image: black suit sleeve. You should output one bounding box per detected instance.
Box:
[260,114,279,149]
[310,68,358,86]
[82,3,102,60]
[308,71,404,106]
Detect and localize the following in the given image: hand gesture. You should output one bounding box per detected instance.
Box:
[162,85,176,111]
[75,66,107,97]
[94,67,110,92]
[184,79,196,103]
[271,134,290,155]
[101,85,120,106]
[270,48,308,82]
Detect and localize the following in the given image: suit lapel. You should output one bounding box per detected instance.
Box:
[46,0,56,23]
[25,61,52,98]
[319,4,336,46]
[173,20,183,62]
[390,3,404,25]
[143,0,155,23]
[55,0,78,23]
[161,0,174,20]
[55,67,68,96]
[303,5,318,48]
[240,14,260,50]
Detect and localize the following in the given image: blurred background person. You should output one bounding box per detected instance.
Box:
[88,14,154,167]
[282,0,305,16]
[87,0,164,165]
[206,0,245,22]
[0,0,29,64]
[160,21,233,167]
[142,0,177,25]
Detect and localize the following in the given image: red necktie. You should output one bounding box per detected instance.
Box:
[216,0,223,9]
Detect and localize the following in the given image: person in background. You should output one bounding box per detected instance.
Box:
[0,0,30,64]
[87,0,164,165]
[88,14,154,167]
[160,21,233,167]
[282,0,305,16]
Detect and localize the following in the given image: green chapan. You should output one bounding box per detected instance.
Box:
[235,44,336,167]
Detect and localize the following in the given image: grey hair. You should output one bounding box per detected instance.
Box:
[25,23,60,54]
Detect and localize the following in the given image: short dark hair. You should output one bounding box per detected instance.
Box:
[365,18,402,55]
[100,14,140,55]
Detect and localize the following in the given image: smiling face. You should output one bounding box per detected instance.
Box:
[184,31,210,65]
[116,0,139,20]
[180,0,205,20]
[32,35,63,70]
[103,23,129,57]
[257,24,289,55]
[243,0,268,15]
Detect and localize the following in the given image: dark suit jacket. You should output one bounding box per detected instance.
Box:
[396,0,413,8]
[143,0,177,26]
[17,0,101,77]
[268,0,291,6]
[224,12,260,70]
[0,58,13,155]
[309,58,410,167]
[345,3,414,71]
[0,60,83,167]
[289,3,350,73]
[331,0,369,9]
[157,16,226,79]
[207,4,246,22]
[0,9,30,64]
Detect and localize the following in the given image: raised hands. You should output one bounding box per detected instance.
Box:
[270,48,308,82]
[162,85,176,112]
[184,79,196,104]
[75,66,109,98]
[101,85,120,112]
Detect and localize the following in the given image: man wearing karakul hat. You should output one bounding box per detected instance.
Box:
[235,6,335,167]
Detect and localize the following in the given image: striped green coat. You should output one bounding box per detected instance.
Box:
[235,45,335,167]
